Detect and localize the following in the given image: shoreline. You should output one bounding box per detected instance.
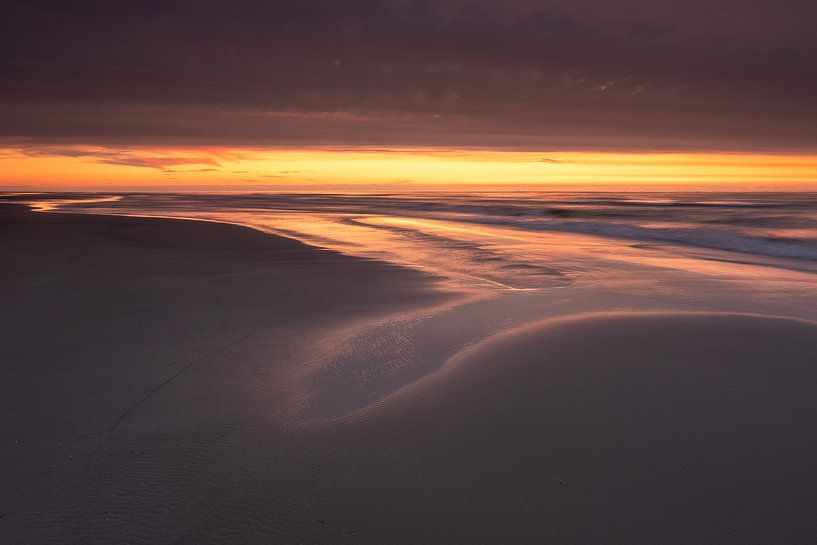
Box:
[7,191,817,275]
[3,203,817,544]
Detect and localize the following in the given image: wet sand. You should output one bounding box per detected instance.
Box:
[0,205,449,543]
[2,205,817,544]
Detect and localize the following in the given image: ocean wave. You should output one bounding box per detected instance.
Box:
[454,216,817,260]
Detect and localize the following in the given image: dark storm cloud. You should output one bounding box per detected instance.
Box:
[1,0,816,151]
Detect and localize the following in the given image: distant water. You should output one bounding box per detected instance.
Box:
[8,189,817,290]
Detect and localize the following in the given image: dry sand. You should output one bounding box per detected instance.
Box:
[2,205,817,544]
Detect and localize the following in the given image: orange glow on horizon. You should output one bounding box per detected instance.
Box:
[2,146,817,189]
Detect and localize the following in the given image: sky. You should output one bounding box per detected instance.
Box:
[2,0,816,188]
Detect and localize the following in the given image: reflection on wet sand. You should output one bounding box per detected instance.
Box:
[13,191,817,416]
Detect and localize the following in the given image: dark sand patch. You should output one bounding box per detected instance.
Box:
[319,312,817,544]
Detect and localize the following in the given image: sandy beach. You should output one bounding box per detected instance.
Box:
[2,204,817,544]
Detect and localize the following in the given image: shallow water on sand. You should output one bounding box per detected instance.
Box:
[16,189,817,287]
[11,190,817,416]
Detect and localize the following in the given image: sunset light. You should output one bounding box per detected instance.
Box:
[4,147,817,188]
